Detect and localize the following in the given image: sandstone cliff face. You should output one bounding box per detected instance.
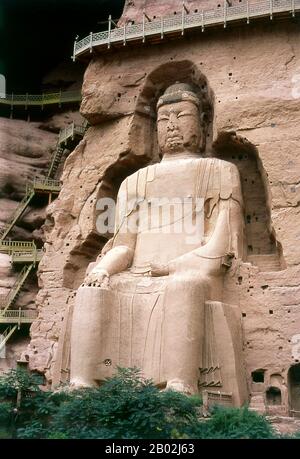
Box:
[0,116,55,305]
[120,0,257,25]
[25,1,300,413]
[0,111,81,372]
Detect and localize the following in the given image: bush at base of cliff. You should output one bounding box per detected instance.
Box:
[44,368,201,439]
[187,406,276,439]
[0,367,278,439]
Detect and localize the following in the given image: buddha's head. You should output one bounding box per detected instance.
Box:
[157,83,208,157]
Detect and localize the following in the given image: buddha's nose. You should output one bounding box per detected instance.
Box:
[167,113,178,131]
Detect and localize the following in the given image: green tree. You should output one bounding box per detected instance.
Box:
[0,367,278,440]
[187,405,276,439]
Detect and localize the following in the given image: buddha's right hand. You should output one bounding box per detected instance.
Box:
[150,263,169,277]
[82,268,110,288]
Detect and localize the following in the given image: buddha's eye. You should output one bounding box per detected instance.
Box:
[177,111,192,118]
[157,116,169,122]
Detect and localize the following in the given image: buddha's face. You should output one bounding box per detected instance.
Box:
[157,100,202,155]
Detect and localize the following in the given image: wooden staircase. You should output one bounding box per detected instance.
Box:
[47,146,65,179]
[0,186,35,241]
[0,121,87,242]
[0,264,34,313]
[0,120,87,353]
[0,326,18,355]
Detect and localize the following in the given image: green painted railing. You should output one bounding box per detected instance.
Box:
[32,177,61,193]
[58,121,87,146]
[0,120,88,349]
[0,240,37,254]
[73,0,299,60]
[0,326,18,353]
[0,310,37,324]
[0,241,42,264]
[11,249,43,265]
[0,90,81,107]
[0,264,34,312]
[0,121,87,241]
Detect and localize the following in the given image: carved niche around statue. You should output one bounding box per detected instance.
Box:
[68,81,249,405]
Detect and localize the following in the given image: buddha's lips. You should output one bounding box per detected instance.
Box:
[166,133,183,142]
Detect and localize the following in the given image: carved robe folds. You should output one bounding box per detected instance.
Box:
[70,157,248,401]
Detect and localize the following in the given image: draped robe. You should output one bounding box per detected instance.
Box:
[70,157,244,392]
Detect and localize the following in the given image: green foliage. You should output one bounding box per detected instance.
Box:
[0,368,40,398]
[0,367,279,439]
[0,401,12,424]
[280,430,300,439]
[187,406,276,439]
[48,368,199,439]
[17,421,45,440]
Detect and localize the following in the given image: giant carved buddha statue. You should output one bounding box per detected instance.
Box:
[70,83,248,401]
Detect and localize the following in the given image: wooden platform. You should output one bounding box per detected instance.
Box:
[73,0,300,60]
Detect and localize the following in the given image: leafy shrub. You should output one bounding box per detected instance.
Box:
[0,367,277,439]
[187,405,276,439]
[48,368,199,439]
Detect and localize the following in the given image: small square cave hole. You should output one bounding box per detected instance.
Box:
[251,369,265,383]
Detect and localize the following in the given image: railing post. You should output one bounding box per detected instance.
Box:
[10,93,14,119]
[292,0,295,17]
[246,0,250,24]
[123,21,127,46]
[142,13,145,43]
[161,16,164,39]
[18,308,21,329]
[33,240,36,266]
[270,0,273,20]
[143,11,151,43]
[181,3,185,35]
[59,89,62,108]
[108,15,112,49]
[25,93,28,110]
[42,93,44,111]
[72,36,77,62]
[201,10,205,32]
[224,0,227,28]
[89,31,93,53]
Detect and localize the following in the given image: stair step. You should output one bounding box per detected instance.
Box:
[247,255,282,272]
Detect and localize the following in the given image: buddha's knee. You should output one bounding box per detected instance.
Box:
[166,273,209,294]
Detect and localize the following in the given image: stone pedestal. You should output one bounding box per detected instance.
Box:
[200,301,248,407]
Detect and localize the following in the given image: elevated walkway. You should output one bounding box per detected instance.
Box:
[73,0,300,61]
[0,241,43,264]
[0,310,37,354]
[0,310,37,325]
[0,240,39,254]
[48,121,88,178]
[0,90,81,109]
[0,115,87,343]
[32,177,61,195]
[0,121,87,241]
[11,249,43,265]
[0,179,60,241]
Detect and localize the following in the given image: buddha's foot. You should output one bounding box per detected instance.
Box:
[165,379,195,395]
[69,379,95,390]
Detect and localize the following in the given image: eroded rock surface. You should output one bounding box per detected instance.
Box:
[18,0,300,415]
[0,111,81,368]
